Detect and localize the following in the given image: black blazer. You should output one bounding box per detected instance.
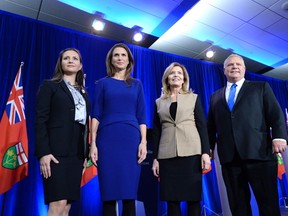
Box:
[207,80,287,164]
[35,80,90,159]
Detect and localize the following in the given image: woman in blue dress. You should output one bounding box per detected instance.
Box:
[90,43,147,216]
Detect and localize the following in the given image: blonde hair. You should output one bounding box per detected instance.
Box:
[161,62,191,97]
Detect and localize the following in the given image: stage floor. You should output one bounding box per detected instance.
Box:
[281,206,288,216]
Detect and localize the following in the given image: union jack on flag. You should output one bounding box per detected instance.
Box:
[5,69,25,125]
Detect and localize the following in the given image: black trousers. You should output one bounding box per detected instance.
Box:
[102,200,135,216]
[222,158,280,216]
[167,201,200,216]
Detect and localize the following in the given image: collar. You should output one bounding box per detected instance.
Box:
[227,78,245,88]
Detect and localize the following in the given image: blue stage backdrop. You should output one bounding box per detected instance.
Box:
[0,9,288,216]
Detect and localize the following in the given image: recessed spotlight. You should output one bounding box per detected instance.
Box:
[131,25,144,42]
[92,19,105,31]
[206,50,215,58]
[133,32,143,42]
[92,11,106,31]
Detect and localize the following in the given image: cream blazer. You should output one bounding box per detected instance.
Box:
[156,93,202,159]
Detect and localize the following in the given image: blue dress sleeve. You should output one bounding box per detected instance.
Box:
[136,80,146,125]
[91,79,104,122]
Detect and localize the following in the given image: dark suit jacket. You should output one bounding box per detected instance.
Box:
[207,80,287,164]
[35,80,90,159]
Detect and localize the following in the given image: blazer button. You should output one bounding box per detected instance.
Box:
[174,123,176,127]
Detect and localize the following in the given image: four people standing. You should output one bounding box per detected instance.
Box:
[89,43,147,216]
[152,62,211,216]
[35,46,287,216]
[35,48,90,216]
[207,54,287,216]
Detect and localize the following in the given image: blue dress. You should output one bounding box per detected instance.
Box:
[91,77,146,201]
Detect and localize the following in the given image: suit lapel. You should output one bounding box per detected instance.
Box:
[234,81,249,108]
[176,94,185,122]
[160,96,174,122]
[220,81,250,111]
[60,80,74,104]
[220,87,229,110]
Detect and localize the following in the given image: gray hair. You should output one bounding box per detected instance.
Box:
[223,54,245,68]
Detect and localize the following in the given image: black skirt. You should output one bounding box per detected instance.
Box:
[158,155,202,201]
[43,122,84,204]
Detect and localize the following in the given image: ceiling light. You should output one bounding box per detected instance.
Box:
[206,50,215,58]
[92,19,105,31]
[131,25,144,42]
[92,12,105,31]
[133,32,143,42]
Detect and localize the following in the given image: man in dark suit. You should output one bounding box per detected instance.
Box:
[207,54,287,216]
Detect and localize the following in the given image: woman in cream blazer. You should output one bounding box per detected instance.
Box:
[152,62,210,216]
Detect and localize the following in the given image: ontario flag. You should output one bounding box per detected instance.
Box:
[81,158,97,187]
[202,164,212,175]
[278,153,285,180]
[81,117,97,187]
[277,108,288,180]
[0,63,28,194]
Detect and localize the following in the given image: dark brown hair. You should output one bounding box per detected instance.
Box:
[106,43,134,83]
[51,48,85,88]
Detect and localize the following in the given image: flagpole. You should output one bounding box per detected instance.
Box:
[201,191,222,216]
[279,178,288,208]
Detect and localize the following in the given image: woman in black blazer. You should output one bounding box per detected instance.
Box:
[35,48,90,216]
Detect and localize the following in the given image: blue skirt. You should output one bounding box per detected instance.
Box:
[96,123,141,201]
